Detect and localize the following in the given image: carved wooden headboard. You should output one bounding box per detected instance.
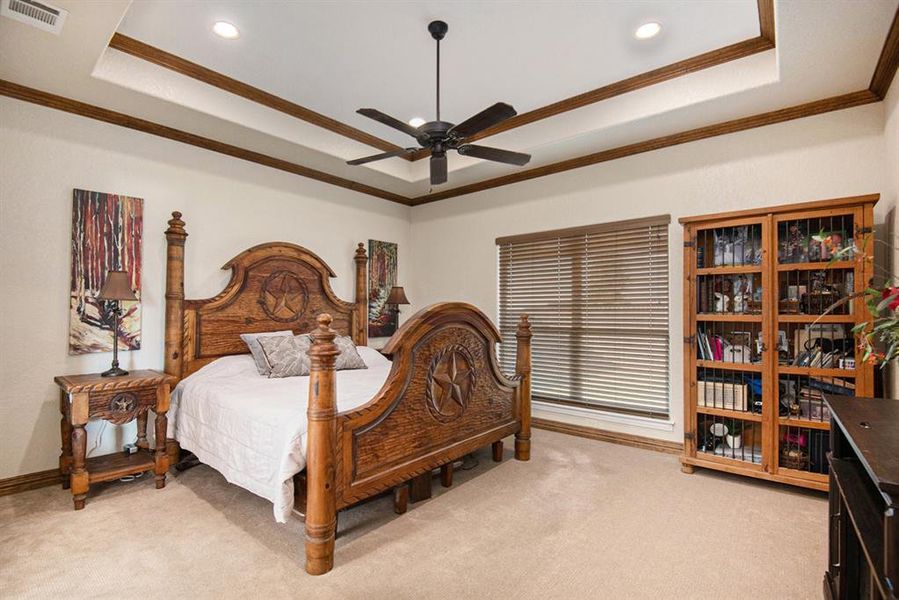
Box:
[163,212,368,380]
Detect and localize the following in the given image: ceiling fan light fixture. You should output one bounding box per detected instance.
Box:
[634,21,662,40]
[348,19,530,185]
[212,21,240,39]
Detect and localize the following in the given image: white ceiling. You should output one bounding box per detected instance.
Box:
[1,0,897,200]
[116,1,761,148]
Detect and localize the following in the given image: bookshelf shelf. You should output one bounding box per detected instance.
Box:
[681,195,877,490]
[697,265,762,276]
[776,314,856,324]
[696,406,763,421]
[777,366,856,377]
[778,417,830,431]
[696,360,763,373]
[695,314,762,322]
[776,260,855,272]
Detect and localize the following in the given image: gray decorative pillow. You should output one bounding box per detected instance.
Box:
[240,330,293,376]
[258,334,313,378]
[333,335,367,371]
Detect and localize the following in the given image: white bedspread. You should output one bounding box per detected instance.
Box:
[169,347,390,522]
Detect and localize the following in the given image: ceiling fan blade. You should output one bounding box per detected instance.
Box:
[347,148,417,166]
[357,108,421,138]
[448,102,517,140]
[457,144,531,166]
[430,153,447,185]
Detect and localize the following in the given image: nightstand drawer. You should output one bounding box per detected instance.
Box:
[87,387,157,425]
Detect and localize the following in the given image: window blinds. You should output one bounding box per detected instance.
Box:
[497,216,671,418]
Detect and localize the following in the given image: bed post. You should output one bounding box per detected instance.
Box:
[353,242,368,346]
[164,211,187,464]
[305,313,340,575]
[514,314,532,461]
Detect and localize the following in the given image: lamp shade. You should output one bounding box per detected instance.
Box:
[386,286,410,305]
[97,270,137,301]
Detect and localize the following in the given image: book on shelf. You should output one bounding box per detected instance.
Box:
[697,380,748,411]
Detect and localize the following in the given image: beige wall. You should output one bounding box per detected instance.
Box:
[1,91,895,479]
[0,98,411,478]
[409,103,888,442]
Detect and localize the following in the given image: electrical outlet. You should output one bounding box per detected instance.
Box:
[123,443,138,455]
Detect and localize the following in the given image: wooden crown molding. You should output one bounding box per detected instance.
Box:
[107,33,411,160]
[410,90,879,205]
[0,4,893,208]
[109,2,775,164]
[0,80,410,206]
[869,6,899,99]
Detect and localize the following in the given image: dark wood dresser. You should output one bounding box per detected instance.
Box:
[824,397,898,599]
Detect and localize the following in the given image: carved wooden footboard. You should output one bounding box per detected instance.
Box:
[304,305,531,575]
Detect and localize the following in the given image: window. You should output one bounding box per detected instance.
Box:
[497,215,670,418]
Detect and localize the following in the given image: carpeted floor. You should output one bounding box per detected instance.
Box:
[0,429,827,599]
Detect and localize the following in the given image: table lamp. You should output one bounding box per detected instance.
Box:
[386,286,410,319]
[97,270,137,377]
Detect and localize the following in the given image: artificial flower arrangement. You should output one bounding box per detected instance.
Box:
[813,231,898,365]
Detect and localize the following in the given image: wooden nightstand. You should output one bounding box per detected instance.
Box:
[53,370,176,510]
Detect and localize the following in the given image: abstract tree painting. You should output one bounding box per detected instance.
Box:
[368,240,398,338]
[69,189,143,355]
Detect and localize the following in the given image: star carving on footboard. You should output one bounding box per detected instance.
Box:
[427,345,476,422]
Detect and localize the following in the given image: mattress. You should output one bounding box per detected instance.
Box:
[169,346,391,522]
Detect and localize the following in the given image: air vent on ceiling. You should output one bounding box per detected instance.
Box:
[1,0,67,35]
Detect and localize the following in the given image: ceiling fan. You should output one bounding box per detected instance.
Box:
[347,20,531,185]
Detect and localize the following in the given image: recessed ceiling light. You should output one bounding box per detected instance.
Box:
[408,117,426,128]
[634,22,661,40]
[212,21,240,39]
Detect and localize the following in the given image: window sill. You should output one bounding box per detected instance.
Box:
[533,400,675,432]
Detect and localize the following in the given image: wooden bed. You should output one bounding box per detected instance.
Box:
[161,212,532,575]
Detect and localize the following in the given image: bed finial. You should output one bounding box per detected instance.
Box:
[353,242,368,346]
[305,312,339,575]
[166,211,186,237]
[514,313,533,461]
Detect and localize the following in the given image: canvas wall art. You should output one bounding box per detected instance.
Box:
[69,189,143,355]
[368,239,398,338]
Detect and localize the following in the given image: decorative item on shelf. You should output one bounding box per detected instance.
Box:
[386,286,410,319]
[724,420,743,450]
[97,270,137,377]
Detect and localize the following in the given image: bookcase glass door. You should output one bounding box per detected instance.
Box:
[772,206,869,482]
[690,217,771,468]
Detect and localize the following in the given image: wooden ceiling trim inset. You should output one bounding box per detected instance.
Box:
[107,33,412,160]
[0,80,410,206]
[408,0,777,161]
[410,90,879,205]
[757,0,775,44]
[869,6,899,99]
[109,3,776,166]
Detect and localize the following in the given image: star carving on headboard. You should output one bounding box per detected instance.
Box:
[426,345,476,423]
[259,270,308,322]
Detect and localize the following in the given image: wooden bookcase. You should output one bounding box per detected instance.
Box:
[680,194,878,491]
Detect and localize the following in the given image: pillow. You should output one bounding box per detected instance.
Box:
[356,346,391,369]
[258,334,313,378]
[333,335,367,371]
[240,330,293,376]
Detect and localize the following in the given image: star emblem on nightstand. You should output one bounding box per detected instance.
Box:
[259,271,307,322]
[427,346,476,422]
